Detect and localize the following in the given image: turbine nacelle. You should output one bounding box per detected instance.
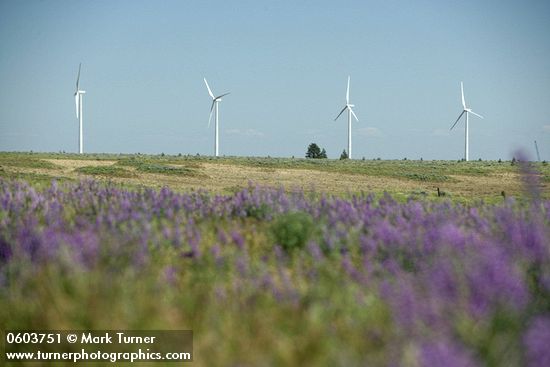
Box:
[213,93,229,102]
[334,77,358,122]
[450,82,483,131]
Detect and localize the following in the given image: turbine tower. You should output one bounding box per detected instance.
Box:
[204,78,230,157]
[450,82,483,161]
[534,140,541,162]
[74,63,86,154]
[334,76,358,159]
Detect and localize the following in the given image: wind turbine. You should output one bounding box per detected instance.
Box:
[450,82,483,161]
[204,78,230,157]
[74,63,86,154]
[334,76,358,159]
[534,140,541,162]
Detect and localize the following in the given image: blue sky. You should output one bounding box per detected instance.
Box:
[1,0,549,160]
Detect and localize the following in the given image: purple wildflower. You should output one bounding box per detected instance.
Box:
[524,317,550,367]
[420,340,479,367]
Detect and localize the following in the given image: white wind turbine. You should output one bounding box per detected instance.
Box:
[74,63,86,154]
[450,82,484,161]
[334,76,358,159]
[204,78,230,157]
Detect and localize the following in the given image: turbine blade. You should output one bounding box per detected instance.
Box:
[450,110,465,130]
[216,92,230,99]
[76,63,81,91]
[350,108,358,121]
[469,110,484,119]
[334,106,347,121]
[208,101,215,127]
[346,76,350,104]
[461,82,465,109]
[204,78,215,99]
[75,93,79,118]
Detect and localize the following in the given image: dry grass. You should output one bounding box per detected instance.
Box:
[42,158,118,169]
[2,157,538,203]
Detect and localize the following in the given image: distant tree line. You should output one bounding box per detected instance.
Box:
[306,143,352,160]
[306,143,327,159]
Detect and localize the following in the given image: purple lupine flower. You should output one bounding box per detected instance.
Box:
[341,254,366,284]
[235,254,249,276]
[211,243,223,266]
[259,272,275,290]
[420,340,479,367]
[162,226,171,240]
[163,265,177,285]
[70,229,100,268]
[217,229,228,245]
[382,276,420,329]
[465,241,528,317]
[184,218,201,258]
[1,176,549,366]
[230,230,245,250]
[0,236,12,264]
[524,317,550,367]
[307,241,323,262]
[428,259,459,302]
[17,220,43,262]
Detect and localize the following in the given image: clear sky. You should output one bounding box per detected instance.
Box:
[1,0,549,160]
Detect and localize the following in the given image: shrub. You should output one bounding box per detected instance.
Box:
[271,211,314,251]
[306,143,327,159]
[75,165,134,178]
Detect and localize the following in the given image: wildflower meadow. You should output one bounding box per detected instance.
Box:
[1,173,549,366]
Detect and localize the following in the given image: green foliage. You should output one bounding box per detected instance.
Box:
[75,165,135,178]
[116,157,198,176]
[0,171,68,188]
[0,153,58,169]
[244,203,272,219]
[340,150,348,160]
[135,163,195,176]
[306,143,327,159]
[271,211,314,251]
[403,173,451,182]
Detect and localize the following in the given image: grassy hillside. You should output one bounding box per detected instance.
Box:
[0,152,548,203]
